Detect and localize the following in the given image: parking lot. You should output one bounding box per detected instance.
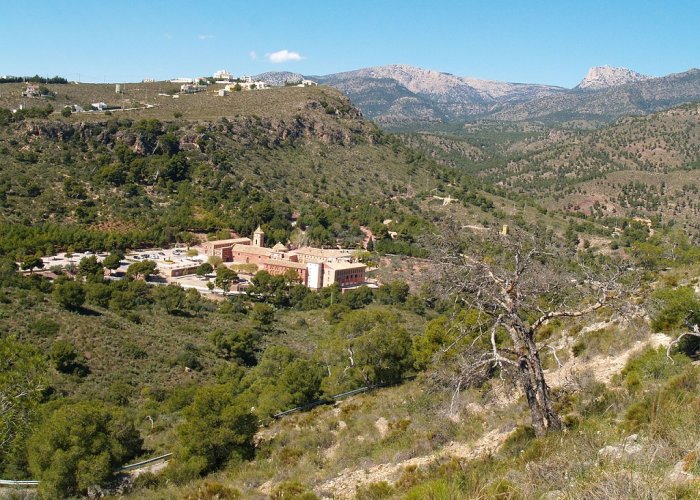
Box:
[33,246,244,297]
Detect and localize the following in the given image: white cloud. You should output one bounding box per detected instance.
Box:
[249,51,258,60]
[163,33,173,40]
[266,49,304,64]
[198,34,214,40]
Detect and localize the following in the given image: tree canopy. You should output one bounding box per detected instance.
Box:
[28,401,142,498]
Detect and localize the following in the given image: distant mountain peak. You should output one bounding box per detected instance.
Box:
[577,65,652,90]
[253,71,304,86]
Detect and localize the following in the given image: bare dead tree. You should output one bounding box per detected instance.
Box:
[427,222,626,436]
[667,324,700,362]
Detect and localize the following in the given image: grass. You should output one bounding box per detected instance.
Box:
[0,82,354,122]
[101,301,700,500]
[121,379,493,499]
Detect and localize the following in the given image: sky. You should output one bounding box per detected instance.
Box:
[1,0,698,88]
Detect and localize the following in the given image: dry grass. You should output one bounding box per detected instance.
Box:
[0,82,352,122]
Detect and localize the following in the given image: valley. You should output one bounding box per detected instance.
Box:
[1,63,700,500]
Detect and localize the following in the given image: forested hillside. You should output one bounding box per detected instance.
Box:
[399,103,700,235]
[0,84,454,259]
[2,82,700,500]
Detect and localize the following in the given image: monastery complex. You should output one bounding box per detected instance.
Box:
[202,227,367,290]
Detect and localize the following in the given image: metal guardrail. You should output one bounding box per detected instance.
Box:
[0,479,39,487]
[118,452,173,471]
[2,385,380,486]
[272,385,381,419]
[0,452,173,487]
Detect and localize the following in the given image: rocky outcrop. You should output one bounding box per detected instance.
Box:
[598,434,643,460]
[315,64,565,122]
[577,65,652,90]
[310,64,700,124]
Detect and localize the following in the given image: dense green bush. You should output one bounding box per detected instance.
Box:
[52,280,86,311]
[0,337,47,476]
[210,327,262,366]
[28,318,60,337]
[624,365,700,439]
[49,340,89,376]
[175,384,256,475]
[245,346,325,417]
[650,286,700,332]
[28,401,142,499]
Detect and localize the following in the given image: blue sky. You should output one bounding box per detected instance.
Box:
[1,0,698,87]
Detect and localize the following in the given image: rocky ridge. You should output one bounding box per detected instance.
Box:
[251,64,700,124]
[576,65,653,90]
[253,71,305,86]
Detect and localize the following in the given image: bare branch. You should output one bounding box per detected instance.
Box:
[540,344,563,369]
[667,325,700,363]
[531,299,607,333]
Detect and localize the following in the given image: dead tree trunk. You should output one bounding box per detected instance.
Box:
[429,225,620,436]
[520,326,562,434]
[503,316,561,435]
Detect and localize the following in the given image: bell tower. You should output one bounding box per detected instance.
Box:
[253,226,265,247]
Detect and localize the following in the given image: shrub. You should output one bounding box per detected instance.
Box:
[86,282,112,308]
[623,366,700,437]
[619,347,689,386]
[356,481,395,499]
[650,286,700,332]
[404,479,458,500]
[49,340,89,376]
[325,303,351,324]
[28,318,60,337]
[175,345,202,371]
[251,302,275,327]
[210,328,261,366]
[52,280,86,310]
[28,401,142,499]
[176,384,257,474]
[572,339,586,357]
[0,337,47,473]
[183,481,241,499]
[270,481,318,499]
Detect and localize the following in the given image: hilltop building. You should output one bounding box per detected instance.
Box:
[213,70,234,82]
[21,84,41,97]
[225,77,268,91]
[202,227,366,289]
[180,83,206,94]
[253,226,265,247]
[202,237,253,260]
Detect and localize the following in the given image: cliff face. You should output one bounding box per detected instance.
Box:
[576,65,652,90]
[20,104,371,152]
[315,64,566,122]
[303,64,700,125]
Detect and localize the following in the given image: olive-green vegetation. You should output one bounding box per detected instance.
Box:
[28,401,142,499]
[0,84,488,262]
[2,82,700,499]
[398,103,700,236]
[0,257,431,496]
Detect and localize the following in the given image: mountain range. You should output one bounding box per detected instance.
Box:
[255,65,700,125]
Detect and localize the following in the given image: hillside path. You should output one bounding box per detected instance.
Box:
[316,427,514,499]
